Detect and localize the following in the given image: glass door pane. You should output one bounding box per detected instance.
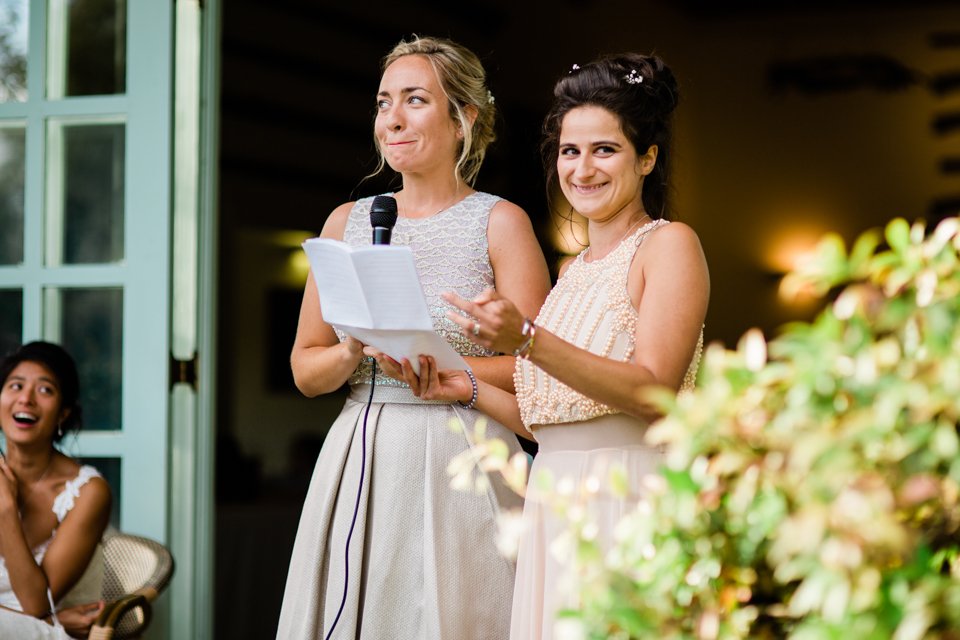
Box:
[45,119,125,265]
[0,123,25,264]
[0,0,28,102]
[47,0,126,99]
[0,288,22,355]
[43,286,123,430]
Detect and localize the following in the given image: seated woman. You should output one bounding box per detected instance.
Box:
[0,341,112,638]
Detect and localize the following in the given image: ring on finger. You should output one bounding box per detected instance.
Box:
[472,322,481,336]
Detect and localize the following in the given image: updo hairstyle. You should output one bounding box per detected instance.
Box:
[541,52,680,220]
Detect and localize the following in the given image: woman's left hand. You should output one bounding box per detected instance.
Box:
[442,288,527,355]
[362,347,406,383]
[56,600,104,638]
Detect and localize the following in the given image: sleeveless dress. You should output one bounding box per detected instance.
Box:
[509,220,702,640]
[0,465,104,640]
[277,192,524,640]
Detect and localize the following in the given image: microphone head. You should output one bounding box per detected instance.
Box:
[370,195,398,229]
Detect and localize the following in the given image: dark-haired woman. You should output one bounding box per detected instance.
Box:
[394,53,710,639]
[0,341,111,638]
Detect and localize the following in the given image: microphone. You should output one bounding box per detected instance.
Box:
[370,195,398,245]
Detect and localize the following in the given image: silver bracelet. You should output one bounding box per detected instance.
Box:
[457,369,478,409]
[513,318,536,359]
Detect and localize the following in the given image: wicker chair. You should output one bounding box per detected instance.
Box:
[88,528,175,640]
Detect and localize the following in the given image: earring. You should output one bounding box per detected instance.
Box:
[58,422,63,438]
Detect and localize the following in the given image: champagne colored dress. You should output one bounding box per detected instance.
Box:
[277,193,523,639]
[509,220,702,640]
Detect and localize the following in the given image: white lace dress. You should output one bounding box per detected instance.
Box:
[0,465,104,639]
[277,193,523,640]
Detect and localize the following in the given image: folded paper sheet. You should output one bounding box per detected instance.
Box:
[303,238,468,374]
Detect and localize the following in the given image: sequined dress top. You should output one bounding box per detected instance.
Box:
[514,219,702,429]
[334,192,497,387]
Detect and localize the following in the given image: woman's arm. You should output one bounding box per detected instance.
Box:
[0,460,111,618]
[39,477,111,606]
[447,223,709,418]
[401,355,529,439]
[0,458,51,617]
[473,200,550,392]
[290,202,367,397]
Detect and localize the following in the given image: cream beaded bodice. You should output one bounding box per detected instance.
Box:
[335,192,497,387]
[514,219,703,428]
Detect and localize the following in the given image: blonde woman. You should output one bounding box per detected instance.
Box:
[276,35,550,639]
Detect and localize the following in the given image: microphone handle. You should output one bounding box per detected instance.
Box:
[372,227,392,245]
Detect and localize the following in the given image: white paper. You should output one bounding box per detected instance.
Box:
[303,238,469,375]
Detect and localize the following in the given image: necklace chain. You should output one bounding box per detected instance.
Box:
[586,214,651,261]
[19,452,55,490]
[400,189,464,218]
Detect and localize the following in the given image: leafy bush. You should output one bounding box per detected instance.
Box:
[455,217,960,639]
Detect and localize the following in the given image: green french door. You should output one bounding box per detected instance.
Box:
[0,0,215,637]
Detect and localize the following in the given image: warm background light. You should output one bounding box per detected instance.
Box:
[761,223,828,276]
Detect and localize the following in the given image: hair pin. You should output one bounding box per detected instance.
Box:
[624,69,643,85]
[569,63,580,74]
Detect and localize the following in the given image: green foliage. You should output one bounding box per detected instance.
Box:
[562,217,960,639]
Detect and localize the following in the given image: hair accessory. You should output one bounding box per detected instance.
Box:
[457,368,479,410]
[569,63,580,73]
[624,69,643,85]
[486,90,495,104]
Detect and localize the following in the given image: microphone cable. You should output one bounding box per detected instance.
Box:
[325,358,377,640]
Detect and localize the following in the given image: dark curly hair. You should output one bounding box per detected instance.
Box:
[542,53,680,220]
[0,341,83,442]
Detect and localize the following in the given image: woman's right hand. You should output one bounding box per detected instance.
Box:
[442,289,528,355]
[0,455,20,515]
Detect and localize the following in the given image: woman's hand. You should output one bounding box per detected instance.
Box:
[343,336,365,360]
[362,347,405,383]
[0,455,20,515]
[442,289,528,355]
[56,600,104,638]
[401,356,473,404]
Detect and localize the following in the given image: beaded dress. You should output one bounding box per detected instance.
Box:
[277,193,524,640]
[509,220,702,640]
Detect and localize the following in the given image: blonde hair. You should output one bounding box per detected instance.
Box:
[374,35,497,186]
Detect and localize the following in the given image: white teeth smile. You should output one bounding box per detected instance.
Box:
[13,412,38,424]
[574,184,605,193]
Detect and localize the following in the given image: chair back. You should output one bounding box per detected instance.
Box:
[99,527,175,638]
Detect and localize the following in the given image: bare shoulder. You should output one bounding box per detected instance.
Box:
[319,201,357,240]
[76,474,112,511]
[643,220,704,257]
[488,199,535,234]
[57,458,112,510]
